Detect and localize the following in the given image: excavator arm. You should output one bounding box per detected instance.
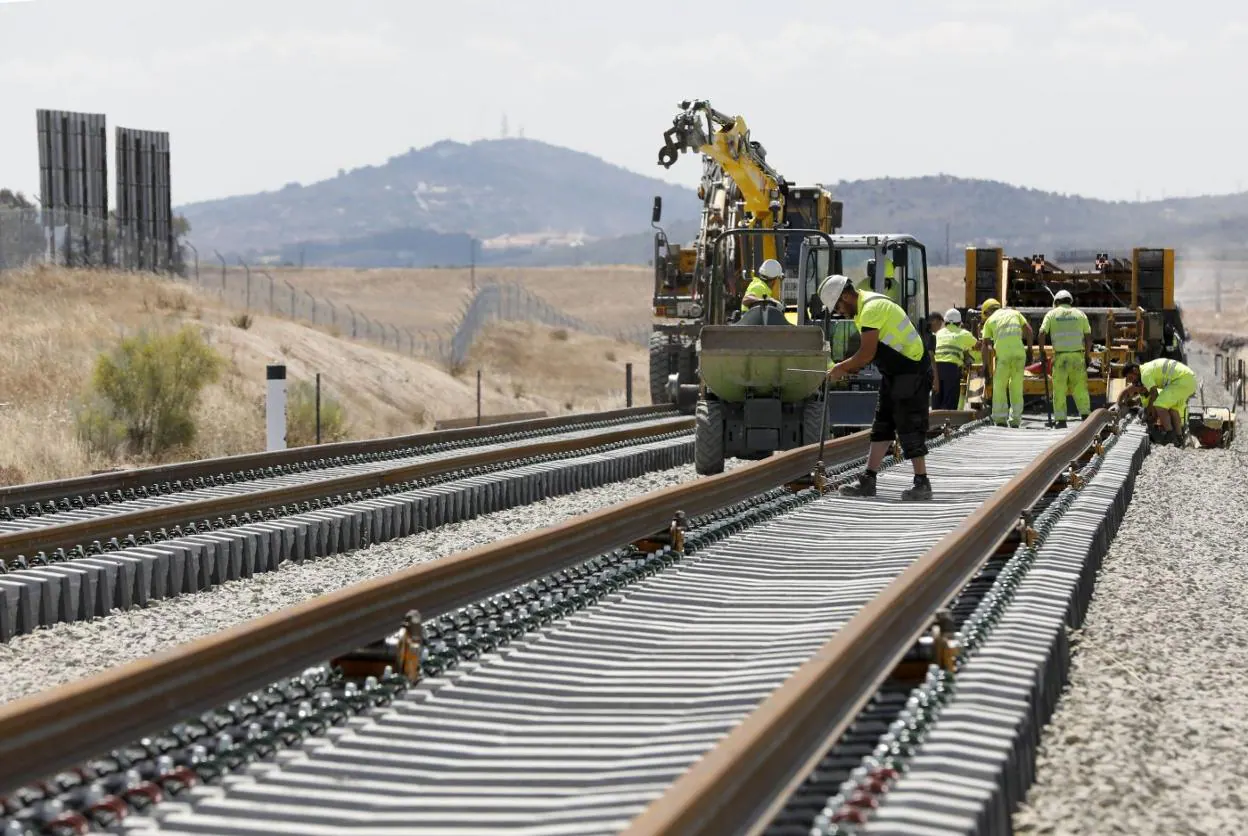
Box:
[657,100,784,252]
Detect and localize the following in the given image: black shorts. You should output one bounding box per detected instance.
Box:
[871,366,932,459]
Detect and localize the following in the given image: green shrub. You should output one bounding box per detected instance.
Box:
[286,379,348,446]
[230,312,254,330]
[76,326,224,456]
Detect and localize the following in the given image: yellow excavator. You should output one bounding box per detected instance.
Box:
[648,100,843,405]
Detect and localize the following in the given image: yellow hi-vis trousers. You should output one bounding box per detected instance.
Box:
[991,353,1025,427]
[1051,352,1090,421]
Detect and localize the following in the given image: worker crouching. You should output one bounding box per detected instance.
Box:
[820,275,933,501]
[1119,359,1197,448]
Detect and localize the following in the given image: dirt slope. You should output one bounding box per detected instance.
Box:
[0,267,639,485]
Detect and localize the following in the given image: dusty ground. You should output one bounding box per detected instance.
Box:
[0,267,642,485]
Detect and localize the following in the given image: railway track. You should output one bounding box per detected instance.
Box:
[0,408,1152,836]
[0,407,693,642]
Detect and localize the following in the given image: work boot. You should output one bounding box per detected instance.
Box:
[839,471,877,498]
[1054,420,1068,429]
[902,475,933,502]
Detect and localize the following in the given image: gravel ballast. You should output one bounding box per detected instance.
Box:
[0,462,735,706]
[1014,345,1248,834]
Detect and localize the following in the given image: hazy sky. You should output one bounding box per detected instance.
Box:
[1,0,1244,208]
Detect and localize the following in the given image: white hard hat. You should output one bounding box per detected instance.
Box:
[818,274,852,310]
[758,259,783,280]
[1054,289,1073,305]
[944,308,962,324]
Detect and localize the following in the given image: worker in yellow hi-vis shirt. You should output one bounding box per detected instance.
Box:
[820,274,933,501]
[1118,358,1198,448]
[1036,290,1092,428]
[932,308,976,411]
[980,298,1033,428]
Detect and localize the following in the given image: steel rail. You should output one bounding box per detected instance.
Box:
[620,409,1113,836]
[0,410,975,796]
[0,417,692,561]
[0,404,677,509]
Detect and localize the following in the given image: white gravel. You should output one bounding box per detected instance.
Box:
[1015,343,1248,834]
[0,461,743,705]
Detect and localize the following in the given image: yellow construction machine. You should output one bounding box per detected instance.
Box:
[648,100,843,406]
[959,247,1187,413]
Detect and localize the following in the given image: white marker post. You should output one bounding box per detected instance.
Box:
[266,364,287,451]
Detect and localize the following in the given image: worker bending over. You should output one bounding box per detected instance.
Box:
[821,274,933,501]
[741,258,784,311]
[1119,359,1197,447]
[1036,290,1092,428]
[932,308,976,411]
[981,298,1033,428]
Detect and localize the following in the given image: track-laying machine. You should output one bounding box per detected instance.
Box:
[649,100,842,406]
[960,247,1188,413]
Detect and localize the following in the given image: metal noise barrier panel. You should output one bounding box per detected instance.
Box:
[861,421,1151,836]
[0,436,691,643]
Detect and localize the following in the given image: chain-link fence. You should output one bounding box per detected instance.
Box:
[177,252,650,368]
[0,207,180,271]
[447,282,650,367]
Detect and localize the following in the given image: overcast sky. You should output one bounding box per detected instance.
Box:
[1,0,1244,208]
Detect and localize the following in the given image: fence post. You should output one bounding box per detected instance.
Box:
[214,250,226,296]
[266,364,287,452]
[284,280,296,318]
[183,241,199,283]
[625,362,633,407]
[305,290,316,325]
[315,372,322,444]
[476,370,482,426]
[348,305,358,338]
[238,258,251,310]
[262,271,274,314]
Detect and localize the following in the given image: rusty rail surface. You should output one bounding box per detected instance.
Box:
[621,410,1115,836]
[0,410,977,796]
[0,404,675,509]
[0,417,693,561]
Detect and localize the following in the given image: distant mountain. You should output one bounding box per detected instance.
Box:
[830,176,1248,262]
[179,138,701,258]
[179,137,1248,268]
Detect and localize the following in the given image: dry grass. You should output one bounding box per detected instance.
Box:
[463,321,648,414]
[236,265,656,333]
[0,267,639,486]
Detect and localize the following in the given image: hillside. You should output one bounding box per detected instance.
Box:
[178,138,701,259]
[0,266,644,485]
[178,137,1248,269]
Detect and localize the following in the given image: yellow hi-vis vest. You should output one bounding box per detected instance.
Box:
[983,307,1028,357]
[1040,304,1090,353]
[934,324,976,365]
[741,275,774,312]
[855,290,924,362]
[1140,358,1195,390]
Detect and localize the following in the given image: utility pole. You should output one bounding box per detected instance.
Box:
[470,237,477,292]
[945,221,951,266]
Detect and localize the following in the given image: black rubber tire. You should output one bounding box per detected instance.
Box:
[694,399,725,476]
[802,398,827,446]
[649,331,672,405]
